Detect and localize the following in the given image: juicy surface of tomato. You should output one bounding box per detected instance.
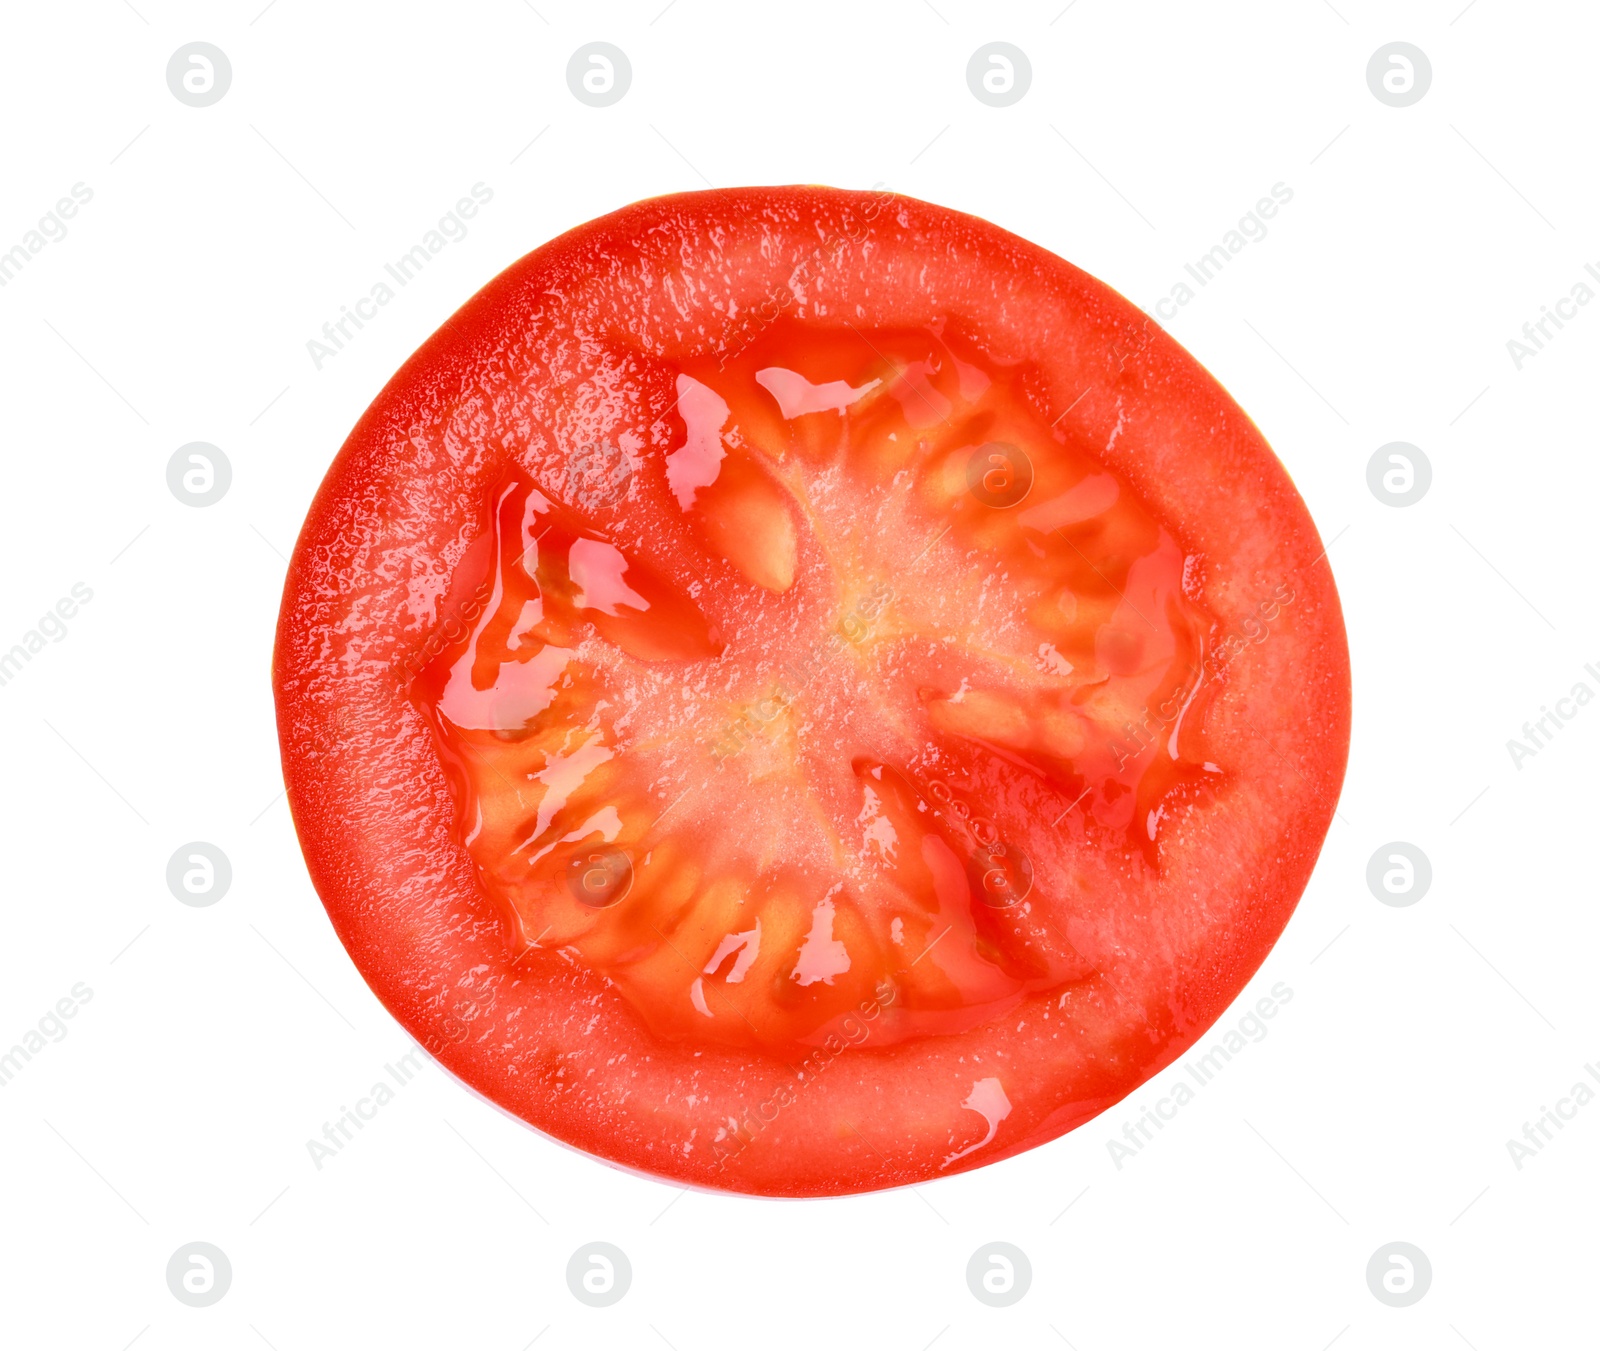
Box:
[410,318,1220,1058]
[274,187,1350,1196]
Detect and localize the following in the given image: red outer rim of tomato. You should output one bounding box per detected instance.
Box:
[273,186,1351,1198]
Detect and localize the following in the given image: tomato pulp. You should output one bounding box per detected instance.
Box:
[273,187,1350,1196]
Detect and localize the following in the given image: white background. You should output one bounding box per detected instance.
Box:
[1,1,1595,1347]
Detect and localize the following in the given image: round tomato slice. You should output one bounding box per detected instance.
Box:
[273,186,1350,1197]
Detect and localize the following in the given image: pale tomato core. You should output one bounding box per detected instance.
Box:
[411,319,1222,1056]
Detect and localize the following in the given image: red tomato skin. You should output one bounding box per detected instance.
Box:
[274,187,1351,1197]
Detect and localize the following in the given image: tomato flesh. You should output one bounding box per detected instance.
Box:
[274,187,1350,1196]
[410,317,1218,1057]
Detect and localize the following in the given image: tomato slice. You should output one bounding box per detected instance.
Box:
[274,187,1350,1197]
